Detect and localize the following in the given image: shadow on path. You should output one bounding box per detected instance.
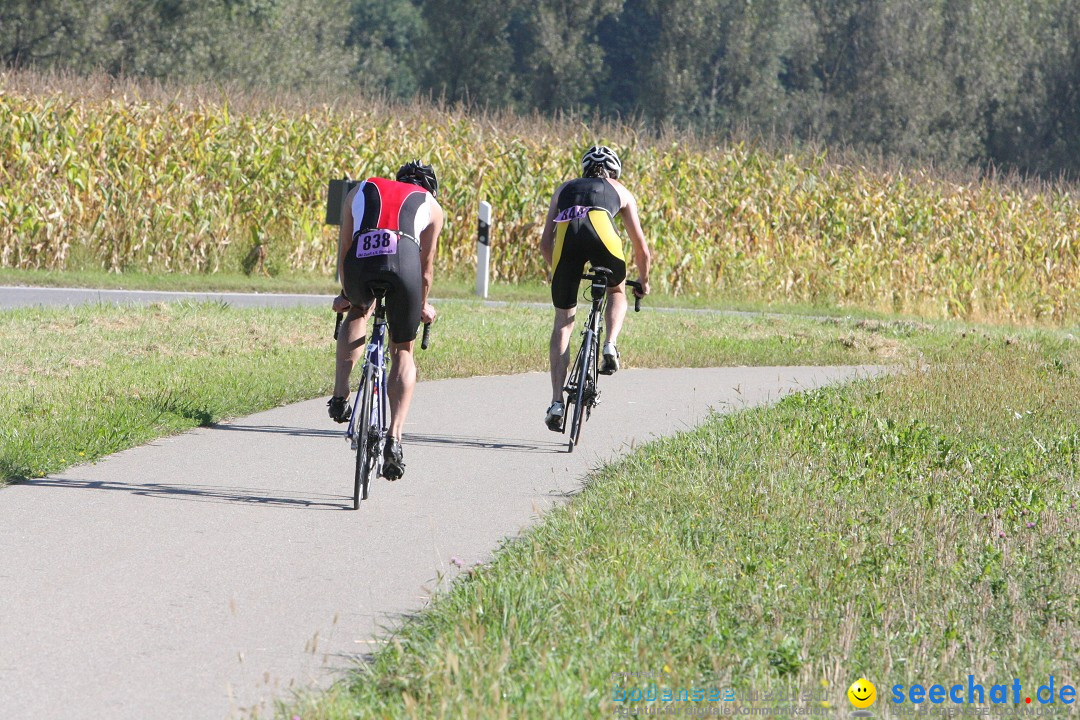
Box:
[402,432,564,454]
[207,426,565,453]
[209,423,341,439]
[15,477,349,510]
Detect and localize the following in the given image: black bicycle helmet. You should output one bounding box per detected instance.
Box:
[396,159,439,198]
[580,145,622,179]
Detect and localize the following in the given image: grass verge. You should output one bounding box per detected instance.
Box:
[0,299,948,483]
[285,327,1078,718]
[1,267,990,322]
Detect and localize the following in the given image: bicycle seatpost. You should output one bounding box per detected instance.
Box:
[585,267,611,302]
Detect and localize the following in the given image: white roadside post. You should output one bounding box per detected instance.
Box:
[476,201,492,298]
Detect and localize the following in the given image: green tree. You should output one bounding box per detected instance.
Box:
[594,0,652,116]
[0,0,109,67]
[347,0,425,97]
[611,0,812,132]
[418,0,525,107]
[512,0,622,112]
[14,0,353,90]
[216,0,355,90]
[984,0,1080,175]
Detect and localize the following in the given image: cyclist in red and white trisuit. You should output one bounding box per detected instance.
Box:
[328,160,443,480]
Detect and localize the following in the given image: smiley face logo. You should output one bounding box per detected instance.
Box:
[848,678,877,709]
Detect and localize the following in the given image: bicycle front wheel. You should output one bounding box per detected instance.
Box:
[354,365,376,508]
[567,333,593,452]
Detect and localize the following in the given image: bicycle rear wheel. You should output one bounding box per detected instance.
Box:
[353,365,376,508]
[567,333,594,452]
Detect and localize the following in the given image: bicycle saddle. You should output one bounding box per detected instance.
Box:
[367,281,392,298]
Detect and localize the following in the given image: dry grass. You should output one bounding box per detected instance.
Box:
[2,68,1078,324]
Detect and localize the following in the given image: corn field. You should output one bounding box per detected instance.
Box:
[1,80,1077,323]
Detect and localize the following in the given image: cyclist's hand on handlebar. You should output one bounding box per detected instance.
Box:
[633,280,649,298]
[332,292,351,313]
[421,302,437,324]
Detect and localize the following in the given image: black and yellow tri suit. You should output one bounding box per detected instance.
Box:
[549,177,626,309]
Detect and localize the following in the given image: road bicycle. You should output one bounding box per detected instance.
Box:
[334,287,430,509]
[555,266,643,452]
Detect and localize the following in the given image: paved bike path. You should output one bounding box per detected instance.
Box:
[0,366,882,719]
[0,285,336,309]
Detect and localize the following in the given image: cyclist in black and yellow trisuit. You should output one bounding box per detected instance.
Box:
[539,145,652,430]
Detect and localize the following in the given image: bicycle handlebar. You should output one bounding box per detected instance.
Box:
[580,267,644,312]
[334,312,432,350]
[626,280,644,312]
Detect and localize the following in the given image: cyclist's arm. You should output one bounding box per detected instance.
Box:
[419,197,444,308]
[337,186,358,289]
[612,181,651,294]
[539,183,566,267]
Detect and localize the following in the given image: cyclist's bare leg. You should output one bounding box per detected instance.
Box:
[387,340,417,441]
[549,307,576,404]
[604,282,628,347]
[334,303,372,397]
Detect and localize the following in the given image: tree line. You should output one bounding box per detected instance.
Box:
[5,0,1080,177]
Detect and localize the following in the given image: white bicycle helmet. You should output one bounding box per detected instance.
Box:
[580,145,622,179]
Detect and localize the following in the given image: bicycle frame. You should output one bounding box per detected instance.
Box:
[578,285,604,417]
[561,270,609,450]
[334,288,432,508]
[559,268,642,452]
[346,319,389,448]
[345,296,391,505]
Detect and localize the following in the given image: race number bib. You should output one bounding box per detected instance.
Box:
[354,229,398,258]
[554,205,591,223]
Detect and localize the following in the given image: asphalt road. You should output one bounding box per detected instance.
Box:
[0,366,881,719]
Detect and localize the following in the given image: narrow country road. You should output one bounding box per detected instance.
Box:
[0,366,881,719]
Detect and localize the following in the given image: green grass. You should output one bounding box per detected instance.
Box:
[0,266,993,323]
[3,297,1076,720]
[4,300,1075,720]
[0,267,543,302]
[0,299,946,484]
[283,327,1078,719]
